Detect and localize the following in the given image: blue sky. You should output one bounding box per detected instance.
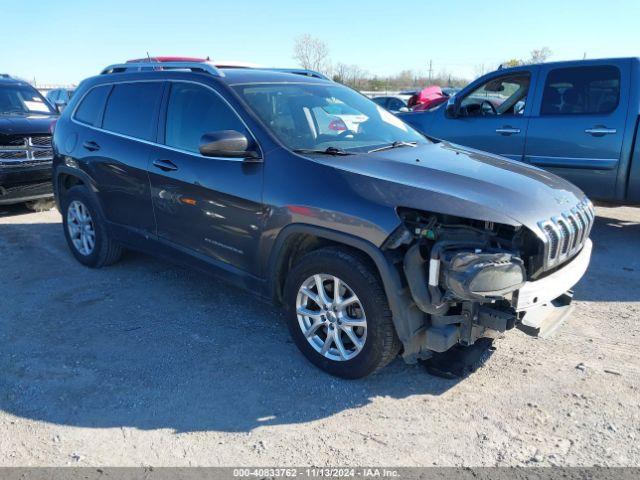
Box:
[2,0,638,85]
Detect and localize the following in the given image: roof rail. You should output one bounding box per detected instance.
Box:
[266,68,331,81]
[100,61,224,77]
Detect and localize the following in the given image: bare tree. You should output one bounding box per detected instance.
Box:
[293,34,330,74]
[473,63,487,78]
[529,47,552,64]
[333,63,369,89]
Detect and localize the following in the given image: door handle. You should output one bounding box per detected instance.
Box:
[152,159,178,172]
[585,127,617,136]
[82,140,100,152]
[496,127,521,135]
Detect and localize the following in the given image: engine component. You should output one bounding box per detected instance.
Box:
[403,243,449,315]
[444,251,525,302]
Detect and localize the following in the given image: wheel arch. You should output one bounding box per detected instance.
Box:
[54,166,104,217]
[267,224,420,345]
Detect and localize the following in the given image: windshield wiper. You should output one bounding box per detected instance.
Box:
[368,141,418,153]
[293,147,353,156]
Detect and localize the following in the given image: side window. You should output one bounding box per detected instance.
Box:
[165,82,248,153]
[459,73,530,117]
[102,82,163,141]
[388,98,405,111]
[371,97,387,108]
[540,66,620,115]
[74,85,111,126]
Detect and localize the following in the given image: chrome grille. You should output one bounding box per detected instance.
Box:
[0,137,27,147]
[538,198,594,269]
[0,151,27,160]
[29,136,52,147]
[0,135,52,166]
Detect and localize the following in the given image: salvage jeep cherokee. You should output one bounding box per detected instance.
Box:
[52,60,594,378]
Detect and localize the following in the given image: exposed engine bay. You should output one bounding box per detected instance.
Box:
[384,208,581,362]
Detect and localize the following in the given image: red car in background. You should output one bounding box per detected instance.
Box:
[408,86,449,111]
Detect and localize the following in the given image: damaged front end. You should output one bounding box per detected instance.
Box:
[384,206,593,363]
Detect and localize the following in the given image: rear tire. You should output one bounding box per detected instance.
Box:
[283,246,401,379]
[61,185,122,268]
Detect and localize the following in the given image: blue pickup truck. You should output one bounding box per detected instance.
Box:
[398,58,640,203]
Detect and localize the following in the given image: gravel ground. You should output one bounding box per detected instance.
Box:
[0,204,638,467]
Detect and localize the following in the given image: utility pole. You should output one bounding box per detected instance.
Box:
[427,60,433,85]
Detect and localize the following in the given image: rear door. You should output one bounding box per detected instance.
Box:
[427,69,535,161]
[524,62,629,199]
[147,81,264,275]
[76,81,164,234]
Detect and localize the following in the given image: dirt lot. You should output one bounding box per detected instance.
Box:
[0,204,638,467]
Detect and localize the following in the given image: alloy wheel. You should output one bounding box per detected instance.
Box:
[67,200,96,256]
[295,273,367,361]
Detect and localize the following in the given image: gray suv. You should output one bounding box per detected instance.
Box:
[52,60,593,378]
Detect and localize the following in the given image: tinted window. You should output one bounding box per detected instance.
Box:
[74,85,111,126]
[388,98,405,110]
[371,97,387,107]
[541,66,620,115]
[102,82,163,140]
[165,82,247,153]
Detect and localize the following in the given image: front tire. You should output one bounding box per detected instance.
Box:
[284,246,401,379]
[61,185,122,268]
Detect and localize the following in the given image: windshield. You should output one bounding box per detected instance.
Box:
[233,83,428,152]
[0,84,55,115]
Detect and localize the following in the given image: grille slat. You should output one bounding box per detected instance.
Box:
[0,135,52,166]
[0,151,27,160]
[0,138,27,147]
[538,198,594,270]
[29,136,52,147]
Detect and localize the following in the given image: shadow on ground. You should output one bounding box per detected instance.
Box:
[0,206,637,433]
[572,210,640,303]
[0,221,458,434]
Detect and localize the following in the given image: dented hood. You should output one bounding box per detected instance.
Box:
[325,141,587,233]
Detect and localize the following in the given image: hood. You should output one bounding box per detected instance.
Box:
[319,142,586,235]
[0,114,58,137]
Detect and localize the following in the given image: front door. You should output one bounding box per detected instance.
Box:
[429,70,534,161]
[524,62,629,199]
[147,81,264,275]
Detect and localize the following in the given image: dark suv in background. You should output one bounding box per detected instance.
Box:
[52,60,594,378]
[0,74,57,208]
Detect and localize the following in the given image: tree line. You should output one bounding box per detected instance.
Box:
[293,34,552,91]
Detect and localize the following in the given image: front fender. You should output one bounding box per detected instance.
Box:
[266,223,425,349]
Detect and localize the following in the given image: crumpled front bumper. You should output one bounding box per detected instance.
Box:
[514,239,593,337]
[515,239,593,311]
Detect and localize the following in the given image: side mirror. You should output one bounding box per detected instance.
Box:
[55,100,67,113]
[199,130,260,160]
[445,98,459,118]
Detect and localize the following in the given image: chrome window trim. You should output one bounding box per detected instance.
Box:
[70,78,263,163]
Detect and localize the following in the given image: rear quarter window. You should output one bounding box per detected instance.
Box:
[74,85,111,126]
[540,66,620,115]
[102,82,164,141]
